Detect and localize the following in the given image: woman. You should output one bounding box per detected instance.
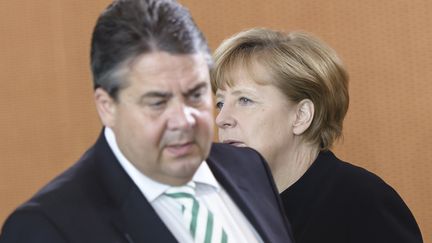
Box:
[211,28,423,242]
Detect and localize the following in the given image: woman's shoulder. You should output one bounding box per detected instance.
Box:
[328,154,397,198]
[335,159,389,190]
[294,150,396,200]
[325,152,410,212]
[323,152,423,242]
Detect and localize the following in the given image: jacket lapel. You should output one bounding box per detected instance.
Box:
[206,143,294,243]
[206,151,271,242]
[93,130,178,243]
[109,187,177,243]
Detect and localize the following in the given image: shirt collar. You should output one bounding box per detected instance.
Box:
[104,127,220,202]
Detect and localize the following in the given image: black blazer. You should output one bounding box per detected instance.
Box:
[281,150,423,243]
[0,131,293,243]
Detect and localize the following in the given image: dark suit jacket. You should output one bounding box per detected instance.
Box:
[0,130,293,243]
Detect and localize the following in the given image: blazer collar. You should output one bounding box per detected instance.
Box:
[92,129,178,243]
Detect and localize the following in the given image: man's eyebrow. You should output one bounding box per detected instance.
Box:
[183,82,208,96]
[139,91,172,100]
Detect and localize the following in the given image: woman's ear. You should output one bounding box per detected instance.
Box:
[293,99,314,135]
[94,87,116,128]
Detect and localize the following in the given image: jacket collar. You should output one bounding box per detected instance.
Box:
[92,128,177,243]
[206,143,279,243]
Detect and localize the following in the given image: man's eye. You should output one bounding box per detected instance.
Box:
[188,88,208,105]
[239,97,253,105]
[190,91,203,101]
[148,100,167,109]
[215,101,224,110]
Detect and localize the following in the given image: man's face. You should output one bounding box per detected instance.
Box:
[96,52,214,186]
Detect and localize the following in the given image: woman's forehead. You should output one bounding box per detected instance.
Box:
[220,61,273,87]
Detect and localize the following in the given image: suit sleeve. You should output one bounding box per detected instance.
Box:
[0,209,67,243]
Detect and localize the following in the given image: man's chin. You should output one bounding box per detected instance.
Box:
[166,158,204,185]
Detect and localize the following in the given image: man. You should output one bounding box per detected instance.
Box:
[0,0,293,242]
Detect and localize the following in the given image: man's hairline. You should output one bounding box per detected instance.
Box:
[97,50,213,99]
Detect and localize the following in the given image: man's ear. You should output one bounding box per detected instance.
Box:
[94,87,116,128]
[293,99,314,135]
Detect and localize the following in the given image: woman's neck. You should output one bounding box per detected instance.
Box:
[270,142,320,193]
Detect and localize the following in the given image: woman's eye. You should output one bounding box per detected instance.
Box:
[215,101,224,110]
[239,97,253,105]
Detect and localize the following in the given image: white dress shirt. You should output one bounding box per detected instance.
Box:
[105,128,262,243]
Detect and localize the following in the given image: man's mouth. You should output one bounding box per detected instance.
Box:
[165,142,195,157]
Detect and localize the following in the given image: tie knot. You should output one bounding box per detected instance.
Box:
[165,181,197,198]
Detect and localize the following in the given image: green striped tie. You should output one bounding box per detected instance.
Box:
[165,182,228,243]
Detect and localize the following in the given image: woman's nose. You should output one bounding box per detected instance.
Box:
[215,106,236,129]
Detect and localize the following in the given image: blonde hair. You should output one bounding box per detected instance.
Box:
[211,28,349,150]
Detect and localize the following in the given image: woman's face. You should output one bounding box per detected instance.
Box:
[215,66,298,165]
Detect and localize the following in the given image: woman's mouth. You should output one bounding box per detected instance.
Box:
[222,139,246,147]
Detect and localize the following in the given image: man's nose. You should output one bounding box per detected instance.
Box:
[167,103,197,130]
[215,105,236,129]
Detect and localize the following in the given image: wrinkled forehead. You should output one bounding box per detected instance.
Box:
[211,54,273,92]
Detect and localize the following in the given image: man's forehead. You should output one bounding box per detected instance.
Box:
[119,51,207,77]
[139,81,209,98]
[130,51,208,68]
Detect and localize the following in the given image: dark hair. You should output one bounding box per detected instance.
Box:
[90,0,211,99]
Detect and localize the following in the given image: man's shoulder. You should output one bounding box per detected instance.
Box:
[0,144,118,242]
[207,144,293,243]
[209,143,264,164]
[208,143,272,177]
[6,143,102,218]
[19,151,98,214]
